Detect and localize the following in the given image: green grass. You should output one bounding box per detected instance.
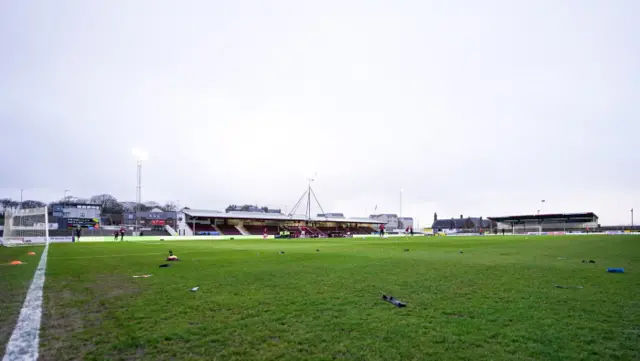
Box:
[2,235,640,360]
[0,245,43,350]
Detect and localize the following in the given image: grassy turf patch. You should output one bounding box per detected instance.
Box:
[3,235,640,360]
[0,245,45,352]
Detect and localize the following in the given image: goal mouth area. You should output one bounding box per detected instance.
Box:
[1,237,49,247]
[2,206,50,247]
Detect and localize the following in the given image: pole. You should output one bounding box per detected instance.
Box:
[400,189,404,218]
[136,160,142,235]
[632,208,634,228]
[20,189,23,207]
[307,180,311,219]
[44,205,50,243]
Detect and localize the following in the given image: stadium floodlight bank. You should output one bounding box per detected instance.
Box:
[2,206,49,246]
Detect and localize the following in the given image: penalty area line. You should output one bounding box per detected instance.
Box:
[2,242,49,361]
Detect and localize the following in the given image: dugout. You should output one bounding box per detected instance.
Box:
[488,213,599,234]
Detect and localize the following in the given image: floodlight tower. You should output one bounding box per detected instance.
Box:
[288,172,325,220]
[132,148,149,235]
[400,188,404,218]
[538,199,546,215]
[306,174,316,220]
[538,199,546,233]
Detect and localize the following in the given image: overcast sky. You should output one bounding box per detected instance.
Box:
[1,0,638,226]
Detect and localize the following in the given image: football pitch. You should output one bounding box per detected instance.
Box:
[1,235,639,361]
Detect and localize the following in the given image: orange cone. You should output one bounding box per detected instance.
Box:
[10,261,22,265]
[27,252,36,256]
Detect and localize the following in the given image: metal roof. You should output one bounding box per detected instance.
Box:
[182,209,385,224]
[488,212,598,223]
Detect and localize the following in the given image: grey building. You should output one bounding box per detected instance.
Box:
[123,208,178,229]
[52,203,101,219]
[369,214,399,229]
[398,217,414,229]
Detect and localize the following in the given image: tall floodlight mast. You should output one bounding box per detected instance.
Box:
[288,173,325,220]
[132,148,149,235]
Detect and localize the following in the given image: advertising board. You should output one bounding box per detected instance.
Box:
[66,218,100,229]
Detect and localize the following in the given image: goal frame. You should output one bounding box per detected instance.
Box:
[1,206,49,247]
[512,223,542,235]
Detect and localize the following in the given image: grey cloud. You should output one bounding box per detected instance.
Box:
[1,0,638,225]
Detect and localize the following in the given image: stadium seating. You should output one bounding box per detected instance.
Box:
[190,224,216,233]
[285,226,303,237]
[317,226,339,234]
[284,225,324,237]
[244,225,279,235]
[304,226,326,237]
[217,224,242,235]
[354,227,375,234]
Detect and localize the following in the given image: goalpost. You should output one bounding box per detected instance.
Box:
[1,206,49,247]
[512,223,542,235]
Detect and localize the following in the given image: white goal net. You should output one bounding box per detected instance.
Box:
[513,223,543,235]
[1,206,49,247]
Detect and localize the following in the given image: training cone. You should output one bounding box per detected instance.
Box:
[10,261,22,265]
[27,252,36,256]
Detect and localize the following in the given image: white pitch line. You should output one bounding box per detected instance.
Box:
[2,242,49,361]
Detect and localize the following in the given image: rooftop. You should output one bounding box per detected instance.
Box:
[182,209,385,224]
[488,212,598,223]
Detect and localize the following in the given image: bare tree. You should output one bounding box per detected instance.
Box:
[163,202,178,211]
[0,198,13,211]
[119,202,137,212]
[21,200,46,209]
[144,201,161,208]
[90,194,123,214]
[136,203,152,212]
